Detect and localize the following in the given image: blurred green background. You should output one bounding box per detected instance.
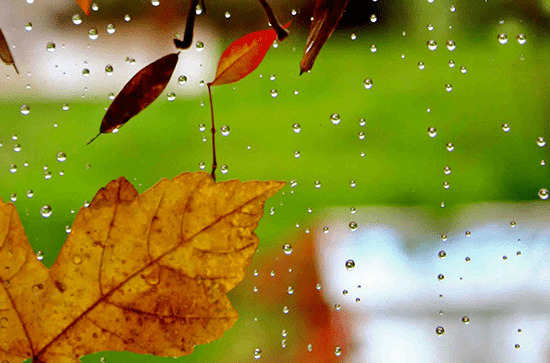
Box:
[1,0,549,361]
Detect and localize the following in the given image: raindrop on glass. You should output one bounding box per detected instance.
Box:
[56,152,66,162]
[82,68,90,78]
[330,113,340,125]
[40,205,52,218]
[270,89,278,98]
[25,22,32,31]
[446,40,456,51]
[167,92,176,101]
[446,142,454,152]
[538,188,549,200]
[106,24,116,34]
[46,42,56,52]
[178,75,187,85]
[334,346,342,357]
[195,41,204,51]
[292,123,301,133]
[363,78,373,89]
[349,221,357,231]
[283,243,293,255]
[536,137,546,147]
[72,14,82,25]
[20,104,30,115]
[428,126,437,138]
[88,28,98,40]
[220,125,230,136]
[345,259,355,270]
[502,123,510,132]
[516,34,527,45]
[220,165,229,174]
[427,40,438,51]
[436,326,445,335]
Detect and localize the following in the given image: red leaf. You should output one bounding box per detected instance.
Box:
[208,23,290,87]
[300,0,350,74]
[0,29,18,74]
[88,53,179,144]
[76,0,91,15]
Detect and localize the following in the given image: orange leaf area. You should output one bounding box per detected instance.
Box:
[0,172,284,362]
[76,0,91,15]
[209,23,290,87]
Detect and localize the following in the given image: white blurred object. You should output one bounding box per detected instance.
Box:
[315,203,550,363]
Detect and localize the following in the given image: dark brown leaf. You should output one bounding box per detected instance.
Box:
[88,53,179,145]
[300,0,350,74]
[0,29,19,74]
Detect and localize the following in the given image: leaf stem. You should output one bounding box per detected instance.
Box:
[86,133,100,145]
[174,0,200,49]
[207,84,217,182]
[258,0,289,41]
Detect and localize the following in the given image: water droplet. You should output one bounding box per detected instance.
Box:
[9,164,17,173]
[307,344,313,352]
[20,104,30,115]
[445,84,453,92]
[497,33,508,44]
[124,14,131,22]
[515,344,520,349]
[40,205,52,218]
[330,113,340,125]
[151,0,160,6]
[363,78,373,90]
[370,44,377,52]
[510,221,517,228]
[438,250,446,259]
[314,180,321,189]
[370,14,377,23]
[345,259,355,270]
[350,33,357,40]
[270,89,278,98]
[502,123,510,132]
[220,125,230,136]
[46,42,56,52]
[438,274,445,281]
[446,40,456,51]
[316,283,322,290]
[178,75,187,85]
[446,142,454,152]
[25,22,33,31]
[448,60,455,68]
[195,41,204,51]
[283,306,289,314]
[220,165,228,174]
[9,194,16,202]
[195,4,203,14]
[349,222,357,231]
[254,348,261,359]
[283,243,293,255]
[443,166,451,175]
[73,255,82,265]
[443,181,450,189]
[334,346,342,357]
[435,326,445,335]
[460,65,467,74]
[91,2,98,11]
[72,14,82,25]
[57,152,66,162]
[516,33,526,45]
[538,188,549,200]
[27,190,33,198]
[167,92,176,101]
[82,68,90,78]
[32,283,43,294]
[536,137,546,147]
[36,250,44,261]
[427,40,438,51]
[291,123,301,134]
[294,150,300,158]
[465,256,471,262]
[428,126,437,138]
[418,61,425,70]
[287,286,294,295]
[108,92,115,100]
[323,226,329,234]
[465,230,471,237]
[13,144,21,152]
[88,28,98,40]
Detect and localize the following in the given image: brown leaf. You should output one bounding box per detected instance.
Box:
[0,172,284,362]
[76,0,91,15]
[0,29,19,74]
[208,23,290,87]
[88,53,179,144]
[300,0,350,74]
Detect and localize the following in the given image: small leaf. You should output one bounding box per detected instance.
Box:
[88,53,179,144]
[208,23,290,87]
[76,0,91,15]
[0,172,284,362]
[300,0,350,74]
[0,29,18,74]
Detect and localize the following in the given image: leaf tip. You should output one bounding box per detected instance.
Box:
[86,133,101,145]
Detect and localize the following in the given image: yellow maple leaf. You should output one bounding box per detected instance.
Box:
[0,172,284,362]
